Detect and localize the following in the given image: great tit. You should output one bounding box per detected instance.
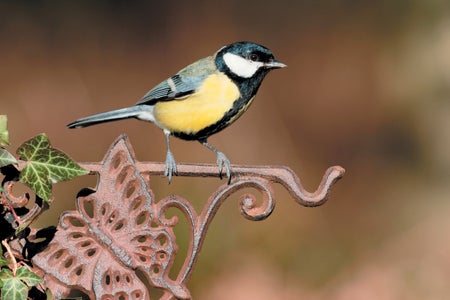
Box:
[67,41,286,182]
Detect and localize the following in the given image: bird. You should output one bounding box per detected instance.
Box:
[67,41,286,183]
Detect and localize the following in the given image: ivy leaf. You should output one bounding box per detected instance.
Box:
[0,277,28,300]
[16,133,88,201]
[0,268,12,280]
[0,115,10,147]
[0,268,11,288]
[45,288,54,299]
[0,256,10,268]
[0,148,18,168]
[15,266,42,287]
[0,269,28,300]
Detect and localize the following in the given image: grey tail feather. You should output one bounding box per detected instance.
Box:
[67,106,143,128]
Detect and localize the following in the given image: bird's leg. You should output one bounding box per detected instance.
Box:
[200,139,232,183]
[164,130,178,182]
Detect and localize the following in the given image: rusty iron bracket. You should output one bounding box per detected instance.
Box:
[28,134,344,299]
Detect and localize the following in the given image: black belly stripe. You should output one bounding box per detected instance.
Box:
[172,95,255,141]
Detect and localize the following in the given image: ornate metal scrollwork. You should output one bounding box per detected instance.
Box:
[1,172,48,230]
[31,135,344,299]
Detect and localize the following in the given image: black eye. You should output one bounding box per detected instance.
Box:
[248,53,259,62]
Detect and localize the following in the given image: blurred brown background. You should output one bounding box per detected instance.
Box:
[2,1,450,299]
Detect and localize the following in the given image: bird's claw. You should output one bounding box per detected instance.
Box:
[165,150,178,183]
[216,151,232,183]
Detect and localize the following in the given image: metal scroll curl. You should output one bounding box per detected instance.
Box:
[1,178,48,230]
[155,175,278,299]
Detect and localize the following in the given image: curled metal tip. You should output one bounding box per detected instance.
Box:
[276,165,345,207]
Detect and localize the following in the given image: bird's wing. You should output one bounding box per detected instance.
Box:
[136,56,217,105]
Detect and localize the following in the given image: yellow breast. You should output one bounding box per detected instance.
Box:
[153,73,240,134]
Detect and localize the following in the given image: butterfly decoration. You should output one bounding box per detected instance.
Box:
[32,136,190,299]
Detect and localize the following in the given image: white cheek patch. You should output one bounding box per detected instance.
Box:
[223,53,263,78]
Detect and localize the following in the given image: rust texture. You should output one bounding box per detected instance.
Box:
[30,134,345,299]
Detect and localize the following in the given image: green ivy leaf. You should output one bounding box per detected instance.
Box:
[15,266,42,286]
[0,115,10,147]
[0,268,12,280]
[16,133,88,201]
[0,256,10,268]
[0,148,18,168]
[0,276,28,300]
[46,288,55,299]
[0,268,12,288]
[0,269,29,300]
